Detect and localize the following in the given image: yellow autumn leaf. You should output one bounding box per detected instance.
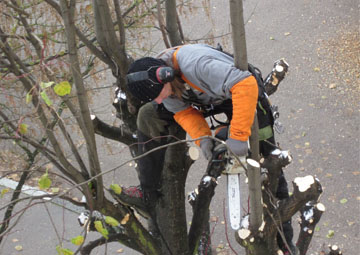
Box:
[15,245,23,251]
[110,184,122,194]
[38,171,52,190]
[71,236,84,246]
[121,214,130,225]
[1,188,9,198]
[54,81,72,96]
[94,221,109,239]
[19,123,28,135]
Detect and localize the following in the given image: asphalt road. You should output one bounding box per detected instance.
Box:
[0,0,359,254]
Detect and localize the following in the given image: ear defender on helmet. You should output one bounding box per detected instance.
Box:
[156,66,175,83]
[126,70,150,84]
[126,66,175,85]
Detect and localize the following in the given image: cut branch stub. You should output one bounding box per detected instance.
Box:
[91,114,136,146]
[188,174,218,253]
[238,228,251,240]
[260,151,288,197]
[297,202,326,255]
[328,244,342,255]
[293,175,322,199]
[275,175,323,229]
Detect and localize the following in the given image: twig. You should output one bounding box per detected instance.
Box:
[43,202,62,244]
[222,199,239,255]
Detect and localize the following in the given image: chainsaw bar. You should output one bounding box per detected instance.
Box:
[227,174,241,230]
[224,155,246,230]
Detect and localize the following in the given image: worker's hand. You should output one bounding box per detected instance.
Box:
[225,138,248,157]
[200,138,214,160]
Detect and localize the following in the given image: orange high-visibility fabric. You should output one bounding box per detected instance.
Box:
[172,48,205,93]
[173,107,211,146]
[229,76,258,141]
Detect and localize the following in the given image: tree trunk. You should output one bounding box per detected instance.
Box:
[229,0,248,70]
[156,124,191,254]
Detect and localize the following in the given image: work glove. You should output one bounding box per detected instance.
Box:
[225,138,248,157]
[200,138,214,160]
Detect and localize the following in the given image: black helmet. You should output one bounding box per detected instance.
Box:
[126,57,167,102]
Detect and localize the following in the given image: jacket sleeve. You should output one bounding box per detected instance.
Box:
[229,76,258,141]
[173,107,211,146]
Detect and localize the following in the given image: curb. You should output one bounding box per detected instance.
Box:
[0,177,84,214]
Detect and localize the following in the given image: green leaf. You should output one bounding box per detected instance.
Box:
[38,171,52,190]
[61,248,74,255]
[110,184,122,194]
[56,246,74,255]
[105,216,119,227]
[315,226,320,232]
[340,198,348,204]
[40,91,53,106]
[56,245,61,255]
[0,188,9,198]
[54,81,72,96]
[326,230,335,238]
[94,221,109,239]
[19,123,28,135]
[71,236,84,246]
[26,92,32,104]
[94,220,104,232]
[40,81,55,89]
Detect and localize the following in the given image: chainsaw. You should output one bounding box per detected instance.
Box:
[205,143,248,230]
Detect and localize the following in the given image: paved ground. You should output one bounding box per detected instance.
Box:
[0,0,359,254]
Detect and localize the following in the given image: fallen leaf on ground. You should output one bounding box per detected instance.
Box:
[15,245,23,251]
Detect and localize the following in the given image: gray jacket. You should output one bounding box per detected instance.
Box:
[156,44,252,113]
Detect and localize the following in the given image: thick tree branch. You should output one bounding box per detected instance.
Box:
[156,0,170,48]
[188,144,227,253]
[297,202,325,255]
[248,116,263,231]
[91,115,136,145]
[165,0,183,46]
[60,0,103,207]
[229,0,248,70]
[80,232,142,255]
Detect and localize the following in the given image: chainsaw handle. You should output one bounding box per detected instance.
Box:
[206,143,228,178]
[211,143,227,160]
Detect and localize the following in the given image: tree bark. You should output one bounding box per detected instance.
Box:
[229,0,248,70]
[156,124,190,254]
[165,0,183,46]
[60,0,104,208]
[297,202,325,255]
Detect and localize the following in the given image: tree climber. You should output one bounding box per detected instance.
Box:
[117,44,295,254]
